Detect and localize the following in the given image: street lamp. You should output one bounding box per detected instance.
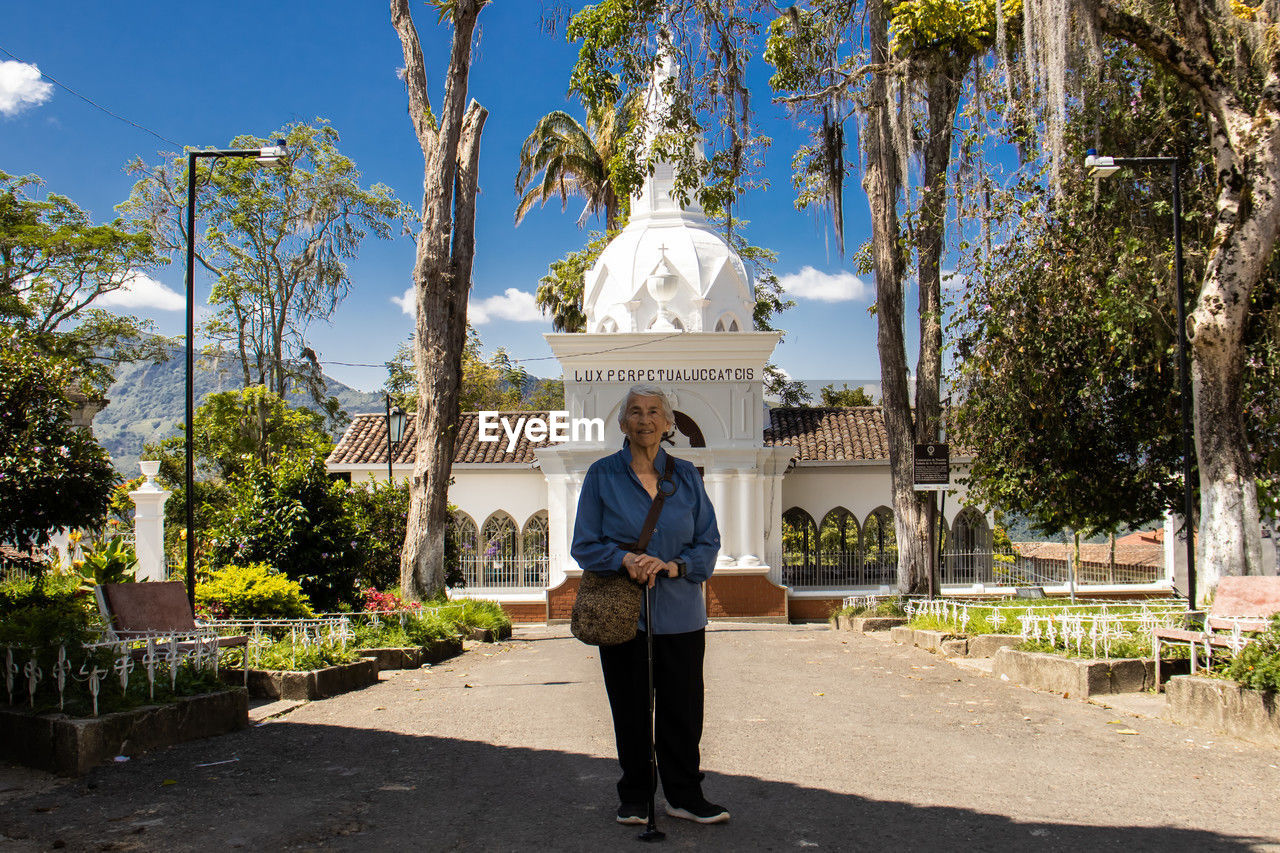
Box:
[184,140,287,611]
[385,394,407,482]
[1085,149,1196,608]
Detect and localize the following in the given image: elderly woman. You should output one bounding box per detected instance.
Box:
[571,384,728,826]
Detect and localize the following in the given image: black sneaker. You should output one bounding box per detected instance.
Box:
[616,802,648,825]
[665,799,730,824]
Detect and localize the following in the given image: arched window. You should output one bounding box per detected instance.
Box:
[714,313,741,332]
[819,507,860,586]
[448,512,479,586]
[598,317,619,333]
[781,508,819,587]
[862,507,898,585]
[945,507,990,584]
[521,511,550,587]
[480,511,519,587]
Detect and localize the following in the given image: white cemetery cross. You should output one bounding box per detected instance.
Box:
[130,461,172,581]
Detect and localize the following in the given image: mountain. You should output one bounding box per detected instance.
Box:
[93,350,384,475]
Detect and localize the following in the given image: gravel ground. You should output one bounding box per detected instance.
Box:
[2,623,1279,852]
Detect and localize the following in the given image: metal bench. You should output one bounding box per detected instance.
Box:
[94,581,250,683]
[1153,576,1280,690]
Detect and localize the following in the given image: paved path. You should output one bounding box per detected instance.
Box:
[3,623,1280,852]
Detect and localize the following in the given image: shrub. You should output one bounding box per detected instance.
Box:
[206,453,361,611]
[347,480,410,591]
[241,636,358,671]
[74,536,138,587]
[0,574,96,648]
[196,562,314,620]
[361,586,419,613]
[351,610,458,648]
[438,598,512,632]
[1226,614,1280,693]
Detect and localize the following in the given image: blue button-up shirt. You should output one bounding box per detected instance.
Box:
[571,444,720,634]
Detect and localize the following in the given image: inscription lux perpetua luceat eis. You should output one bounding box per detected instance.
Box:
[571,367,756,383]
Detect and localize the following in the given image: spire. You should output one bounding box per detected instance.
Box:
[633,35,704,222]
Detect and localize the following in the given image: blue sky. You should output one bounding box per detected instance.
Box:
[0,1,930,393]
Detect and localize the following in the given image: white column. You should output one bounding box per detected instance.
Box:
[736,467,760,566]
[704,469,733,566]
[129,461,171,582]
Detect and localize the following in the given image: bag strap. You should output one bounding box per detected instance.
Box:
[632,454,677,553]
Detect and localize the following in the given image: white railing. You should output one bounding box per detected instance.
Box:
[777,546,1165,589]
[4,631,224,717]
[458,556,549,589]
[904,598,1189,659]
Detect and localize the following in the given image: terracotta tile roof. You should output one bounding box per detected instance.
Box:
[764,407,890,462]
[327,412,556,467]
[331,406,905,467]
[1011,537,1163,569]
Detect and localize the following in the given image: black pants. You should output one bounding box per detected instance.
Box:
[599,628,706,806]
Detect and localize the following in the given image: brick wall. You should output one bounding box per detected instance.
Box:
[787,597,843,622]
[546,576,580,622]
[499,601,548,624]
[705,575,788,620]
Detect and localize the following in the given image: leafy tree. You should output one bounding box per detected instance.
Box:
[392,0,489,600]
[1009,0,1280,584]
[0,332,116,560]
[535,233,609,332]
[515,98,631,230]
[205,453,360,611]
[0,171,169,393]
[819,384,874,407]
[121,119,405,406]
[146,386,332,483]
[385,326,552,412]
[951,44,1213,540]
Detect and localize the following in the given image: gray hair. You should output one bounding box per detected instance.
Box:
[618,384,675,431]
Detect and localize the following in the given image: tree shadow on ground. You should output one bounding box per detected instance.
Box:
[0,721,1266,852]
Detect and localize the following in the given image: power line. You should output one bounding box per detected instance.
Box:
[317,333,685,370]
[0,46,182,148]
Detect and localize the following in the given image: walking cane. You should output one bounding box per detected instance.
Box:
[638,582,665,842]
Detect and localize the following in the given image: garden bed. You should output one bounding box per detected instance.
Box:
[832,614,907,632]
[358,637,463,671]
[992,647,1162,698]
[223,659,378,700]
[891,627,1022,658]
[1166,675,1280,749]
[0,688,248,776]
[465,624,512,643]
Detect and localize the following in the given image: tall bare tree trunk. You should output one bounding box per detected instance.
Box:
[392,0,488,600]
[863,0,927,594]
[1188,115,1276,590]
[910,67,961,591]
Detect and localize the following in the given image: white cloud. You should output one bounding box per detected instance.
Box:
[0,61,54,117]
[469,288,542,325]
[393,286,415,317]
[95,271,185,311]
[942,269,966,292]
[778,266,871,303]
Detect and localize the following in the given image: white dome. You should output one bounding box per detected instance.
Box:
[584,214,755,334]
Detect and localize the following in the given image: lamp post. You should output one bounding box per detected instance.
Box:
[1085,149,1196,608]
[184,140,287,612]
[385,394,407,482]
